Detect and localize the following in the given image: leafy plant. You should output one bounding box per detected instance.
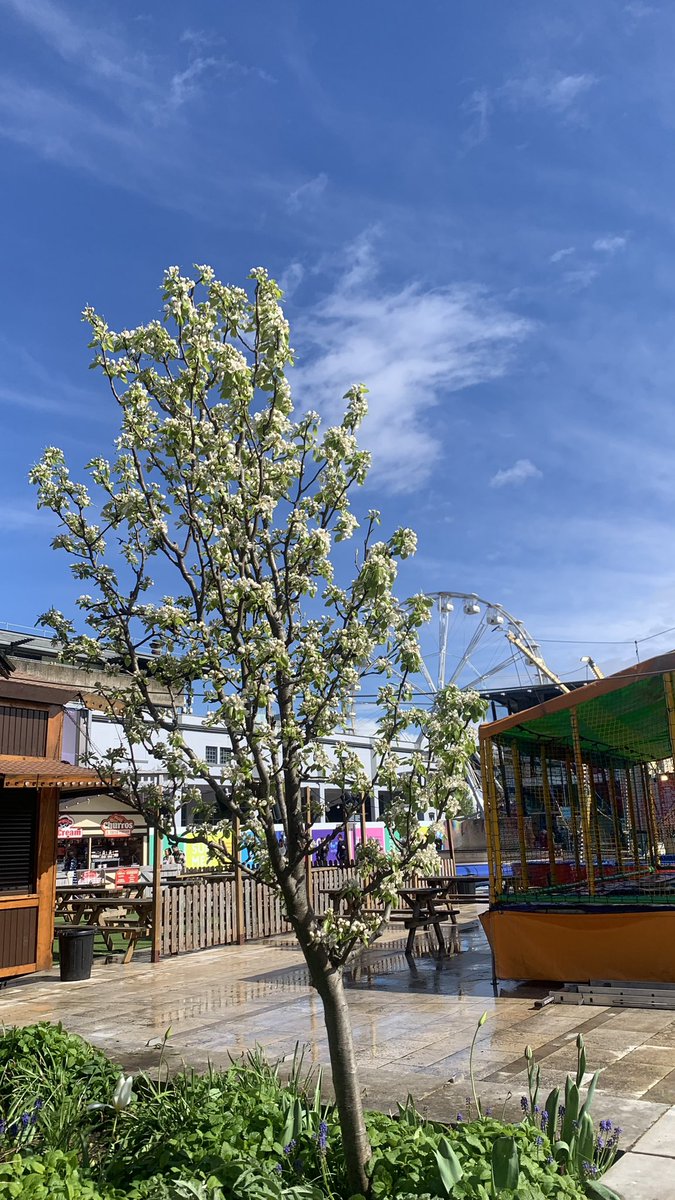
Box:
[0,1151,109,1199]
[522,1034,621,1197]
[0,1023,118,1156]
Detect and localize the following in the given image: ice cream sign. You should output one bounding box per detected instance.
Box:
[100,812,135,838]
[58,814,83,839]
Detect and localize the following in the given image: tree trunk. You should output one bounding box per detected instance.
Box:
[312,961,371,1196]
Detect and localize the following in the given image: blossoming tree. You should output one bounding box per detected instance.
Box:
[31,265,485,1195]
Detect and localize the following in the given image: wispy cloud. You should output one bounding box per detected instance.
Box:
[490,458,542,488]
[624,2,656,23]
[462,88,491,148]
[504,72,597,114]
[292,233,532,492]
[0,0,276,215]
[562,265,599,290]
[0,501,53,532]
[464,69,597,146]
[550,246,575,263]
[168,57,219,110]
[286,172,328,212]
[593,234,628,254]
[279,262,305,298]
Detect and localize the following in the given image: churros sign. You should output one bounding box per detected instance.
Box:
[100,812,135,839]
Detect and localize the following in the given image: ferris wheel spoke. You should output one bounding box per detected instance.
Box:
[447,616,487,686]
[462,655,520,692]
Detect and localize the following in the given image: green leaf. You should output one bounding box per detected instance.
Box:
[579,1071,601,1123]
[562,1082,580,1145]
[435,1135,464,1196]
[544,1087,560,1143]
[584,1180,622,1200]
[575,1113,595,1177]
[491,1135,520,1192]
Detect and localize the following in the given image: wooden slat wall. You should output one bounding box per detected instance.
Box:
[0,705,48,756]
[0,904,37,970]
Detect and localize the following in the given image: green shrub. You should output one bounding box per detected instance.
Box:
[0,1151,109,1199]
[0,1022,119,1154]
[366,1111,588,1200]
[101,1058,339,1193]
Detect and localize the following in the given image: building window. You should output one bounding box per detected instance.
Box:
[219,747,231,766]
[205,746,218,765]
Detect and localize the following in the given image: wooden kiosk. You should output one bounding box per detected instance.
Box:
[0,667,108,981]
[479,651,675,984]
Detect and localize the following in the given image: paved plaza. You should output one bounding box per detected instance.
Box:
[2,905,675,1190]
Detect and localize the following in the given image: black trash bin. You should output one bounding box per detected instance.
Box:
[57,927,95,981]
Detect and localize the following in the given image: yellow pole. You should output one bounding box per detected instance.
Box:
[540,748,557,886]
[640,764,659,870]
[624,766,641,875]
[565,753,582,880]
[480,736,497,902]
[570,710,595,896]
[512,745,529,891]
[663,672,675,756]
[607,766,624,875]
[485,737,503,897]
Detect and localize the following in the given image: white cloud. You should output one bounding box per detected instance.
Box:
[279,262,305,298]
[490,458,542,488]
[462,88,491,148]
[0,502,52,532]
[562,265,599,289]
[624,3,655,21]
[286,172,328,212]
[292,234,532,492]
[593,235,628,254]
[169,57,219,109]
[504,72,597,113]
[550,246,575,263]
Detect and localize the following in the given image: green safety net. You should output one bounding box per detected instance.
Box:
[497,672,670,766]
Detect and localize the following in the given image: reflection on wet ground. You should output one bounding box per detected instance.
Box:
[0,906,673,1148]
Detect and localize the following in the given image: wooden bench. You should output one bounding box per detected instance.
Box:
[99,920,152,964]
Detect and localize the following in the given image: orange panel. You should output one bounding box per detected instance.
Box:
[481,908,675,984]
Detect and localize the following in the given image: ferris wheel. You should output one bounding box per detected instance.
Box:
[415,591,558,699]
[408,592,561,816]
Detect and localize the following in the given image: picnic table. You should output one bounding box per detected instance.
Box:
[394,884,460,956]
[57,896,153,964]
[424,874,488,899]
[55,887,109,916]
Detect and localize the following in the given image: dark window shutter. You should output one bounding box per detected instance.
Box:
[0,791,37,894]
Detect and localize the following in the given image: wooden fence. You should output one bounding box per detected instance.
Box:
[160,866,401,956]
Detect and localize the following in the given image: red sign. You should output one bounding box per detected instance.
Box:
[58,815,83,839]
[114,867,140,886]
[100,812,135,839]
[79,870,102,885]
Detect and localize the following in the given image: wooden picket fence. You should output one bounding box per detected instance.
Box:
[161,866,383,956]
[160,858,455,957]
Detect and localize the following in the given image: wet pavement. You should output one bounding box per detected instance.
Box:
[1,904,674,1150]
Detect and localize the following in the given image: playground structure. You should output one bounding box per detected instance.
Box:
[479,651,675,984]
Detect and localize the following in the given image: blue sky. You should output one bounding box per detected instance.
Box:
[1,0,674,684]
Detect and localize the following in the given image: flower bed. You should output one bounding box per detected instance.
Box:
[0,1023,619,1199]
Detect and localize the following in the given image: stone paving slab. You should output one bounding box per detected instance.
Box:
[603,1151,675,1200]
[0,911,674,1161]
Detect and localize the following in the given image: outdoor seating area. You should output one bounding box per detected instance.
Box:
[55,883,154,964]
